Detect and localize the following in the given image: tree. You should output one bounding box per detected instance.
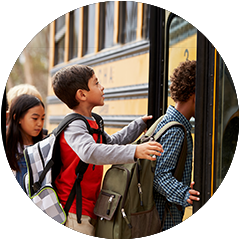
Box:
[7,57,25,89]
[6,1,50,103]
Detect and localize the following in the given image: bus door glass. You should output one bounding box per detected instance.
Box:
[214,2,239,239]
[166,15,197,220]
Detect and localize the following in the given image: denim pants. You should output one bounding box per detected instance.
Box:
[6,157,39,239]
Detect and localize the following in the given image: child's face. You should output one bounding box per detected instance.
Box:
[86,74,105,107]
[19,105,45,144]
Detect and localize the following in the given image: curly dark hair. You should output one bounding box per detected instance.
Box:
[170,60,196,102]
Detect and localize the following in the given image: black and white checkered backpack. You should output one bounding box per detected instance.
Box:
[23,113,104,225]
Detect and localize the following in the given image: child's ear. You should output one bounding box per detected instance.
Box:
[192,93,196,103]
[75,89,86,102]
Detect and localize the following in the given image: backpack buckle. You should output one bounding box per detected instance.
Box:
[32,182,41,192]
[139,135,152,143]
[76,173,84,181]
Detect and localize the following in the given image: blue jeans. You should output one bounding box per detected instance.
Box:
[6,157,39,239]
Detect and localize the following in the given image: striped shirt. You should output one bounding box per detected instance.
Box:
[153,105,193,231]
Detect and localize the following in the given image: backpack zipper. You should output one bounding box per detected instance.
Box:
[23,148,33,197]
[99,119,103,132]
[137,183,143,206]
[23,172,28,199]
[31,143,46,193]
[101,191,115,216]
[37,143,45,168]
[107,195,115,215]
[111,165,132,229]
[137,163,143,206]
[121,208,132,229]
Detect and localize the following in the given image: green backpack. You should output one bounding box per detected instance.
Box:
[94,116,187,239]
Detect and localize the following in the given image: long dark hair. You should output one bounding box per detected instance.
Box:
[6,94,45,171]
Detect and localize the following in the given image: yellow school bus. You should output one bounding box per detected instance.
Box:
[46,2,238,223]
[47,2,150,135]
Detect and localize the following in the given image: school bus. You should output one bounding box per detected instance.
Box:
[46,2,238,222]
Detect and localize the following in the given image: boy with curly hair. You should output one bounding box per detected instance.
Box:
[153,60,200,231]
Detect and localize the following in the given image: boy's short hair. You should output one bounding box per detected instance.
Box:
[170,60,196,102]
[52,65,94,109]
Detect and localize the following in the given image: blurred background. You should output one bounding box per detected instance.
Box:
[6,1,52,104]
[4,0,239,227]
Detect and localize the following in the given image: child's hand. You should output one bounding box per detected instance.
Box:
[135,142,163,161]
[187,182,200,205]
[141,115,153,124]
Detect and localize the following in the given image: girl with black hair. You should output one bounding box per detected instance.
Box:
[6,94,45,190]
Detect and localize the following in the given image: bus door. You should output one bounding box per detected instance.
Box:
[210,1,239,239]
[165,13,197,220]
[148,9,197,220]
[194,33,239,213]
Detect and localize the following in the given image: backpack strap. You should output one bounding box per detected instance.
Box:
[136,115,165,144]
[154,121,188,232]
[64,160,89,224]
[92,112,106,143]
[62,113,105,223]
[52,113,92,137]
[34,112,105,223]
[172,125,187,181]
[32,113,92,192]
[151,120,187,180]
[154,121,187,181]
[145,115,165,137]
[56,112,105,223]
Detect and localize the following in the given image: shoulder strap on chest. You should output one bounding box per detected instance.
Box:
[153,118,189,229]
[64,160,89,224]
[55,113,105,223]
[153,118,188,181]
[92,112,106,143]
[52,113,91,137]
[92,113,103,130]
[32,114,91,190]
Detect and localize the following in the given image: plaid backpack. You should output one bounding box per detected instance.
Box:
[23,112,104,225]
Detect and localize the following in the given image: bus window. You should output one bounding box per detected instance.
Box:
[142,3,150,40]
[167,16,197,109]
[55,1,66,33]
[99,1,115,50]
[69,8,80,60]
[214,2,239,239]
[54,15,65,65]
[83,4,96,56]
[118,1,138,44]
[166,15,197,220]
